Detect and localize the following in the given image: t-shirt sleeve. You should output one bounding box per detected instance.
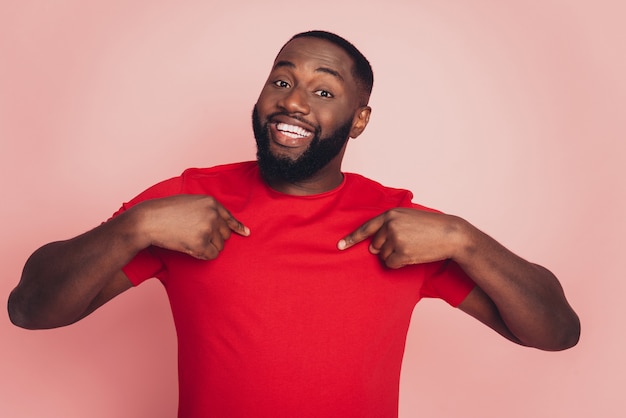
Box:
[403,201,475,306]
[109,176,184,286]
[420,259,476,307]
[122,247,165,286]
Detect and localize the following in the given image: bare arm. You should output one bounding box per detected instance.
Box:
[8,195,249,329]
[338,208,580,351]
[453,220,579,351]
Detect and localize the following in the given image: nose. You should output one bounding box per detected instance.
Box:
[278,87,310,114]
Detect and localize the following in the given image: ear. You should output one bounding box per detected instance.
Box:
[349,106,371,139]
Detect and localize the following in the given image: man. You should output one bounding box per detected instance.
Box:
[9,31,579,417]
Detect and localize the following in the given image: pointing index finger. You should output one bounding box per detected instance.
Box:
[337,213,385,250]
[217,205,250,236]
[229,217,251,236]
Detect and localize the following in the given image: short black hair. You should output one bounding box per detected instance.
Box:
[286,30,374,105]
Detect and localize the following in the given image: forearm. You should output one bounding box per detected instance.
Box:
[453,218,580,350]
[8,208,148,329]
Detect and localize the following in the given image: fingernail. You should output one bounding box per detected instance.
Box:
[337,239,346,250]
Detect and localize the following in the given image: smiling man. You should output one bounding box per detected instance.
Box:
[9,31,580,418]
[253,34,372,192]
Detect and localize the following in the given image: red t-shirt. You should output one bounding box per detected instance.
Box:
[117,161,474,418]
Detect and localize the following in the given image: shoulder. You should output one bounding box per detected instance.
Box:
[181,161,257,179]
[180,161,259,192]
[344,172,411,199]
[343,172,438,212]
[114,162,258,215]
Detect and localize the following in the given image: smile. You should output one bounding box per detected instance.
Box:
[276,123,313,139]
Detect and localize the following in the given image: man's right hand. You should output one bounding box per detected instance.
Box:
[135,195,250,260]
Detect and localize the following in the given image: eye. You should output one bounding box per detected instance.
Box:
[273,80,290,88]
[315,90,334,98]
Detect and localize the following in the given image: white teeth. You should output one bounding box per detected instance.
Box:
[276,123,311,138]
[281,131,302,139]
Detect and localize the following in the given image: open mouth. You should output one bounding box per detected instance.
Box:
[275,123,313,139]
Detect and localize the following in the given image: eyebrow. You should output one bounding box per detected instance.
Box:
[273,60,345,82]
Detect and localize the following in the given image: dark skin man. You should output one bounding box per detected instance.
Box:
[9,32,580,412]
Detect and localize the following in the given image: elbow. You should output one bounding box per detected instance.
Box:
[7,289,46,329]
[555,314,581,351]
[512,307,581,352]
[7,289,35,329]
[536,312,581,352]
[7,288,67,330]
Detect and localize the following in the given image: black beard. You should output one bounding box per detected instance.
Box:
[252,106,352,184]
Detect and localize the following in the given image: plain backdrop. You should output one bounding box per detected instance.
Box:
[1,1,624,417]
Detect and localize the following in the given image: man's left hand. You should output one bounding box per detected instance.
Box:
[338,208,466,269]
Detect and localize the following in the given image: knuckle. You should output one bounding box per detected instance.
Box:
[386,208,400,218]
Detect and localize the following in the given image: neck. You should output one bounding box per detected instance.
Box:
[262,151,346,196]
[264,166,344,196]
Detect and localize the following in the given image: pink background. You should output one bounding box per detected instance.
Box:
[1,1,623,417]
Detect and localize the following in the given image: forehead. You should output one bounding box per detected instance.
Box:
[273,37,356,83]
